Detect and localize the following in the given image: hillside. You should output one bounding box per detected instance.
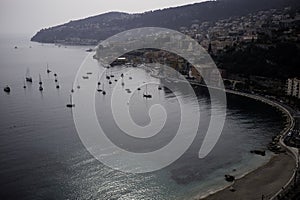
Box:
[31,0,300,44]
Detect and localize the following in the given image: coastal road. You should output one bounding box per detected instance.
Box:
[144,67,299,200]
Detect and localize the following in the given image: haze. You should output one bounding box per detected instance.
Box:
[0,0,207,36]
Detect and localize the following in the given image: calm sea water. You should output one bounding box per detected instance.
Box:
[0,36,286,200]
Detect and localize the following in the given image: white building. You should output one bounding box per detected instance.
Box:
[287,78,293,96]
[286,78,300,99]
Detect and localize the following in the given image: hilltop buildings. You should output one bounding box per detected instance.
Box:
[180,7,300,54]
[287,78,300,99]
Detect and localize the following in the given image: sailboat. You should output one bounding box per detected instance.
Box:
[96,71,102,92]
[56,80,60,89]
[101,82,106,95]
[143,84,152,98]
[97,81,102,92]
[38,74,43,91]
[39,74,42,85]
[25,68,33,82]
[46,64,51,73]
[71,82,74,93]
[66,94,75,108]
[110,68,114,78]
[105,68,110,80]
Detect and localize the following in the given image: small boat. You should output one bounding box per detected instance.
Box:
[38,74,43,91]
[143,94,152,98]
[26,77,33,82]
[137,88,141,91]
[54,73,57,77]
[56,84,60,89]
[14,46,18,49]
[121,73,124,78]
[4,85,10,93]
[25,68,33,83]
[97,82,102,92]
[129,77,133,80]
[109,81,112,84]
[71,83,74,93]
[23,81,27,89]
[99,81,105,93]
[82,76,89,79]
[77,80,81,89]
[106,76,110,80]
[110,75,115,78]
[121,82,125,86]
[158,86,162,90]
[38,74,42,85]
[143,85,152,99]
[46,64,51,73]
[86,72,93,75]
[114,79,118,82]
[224,175,235,182]
[66,94,75,108]
[86,48,93,52]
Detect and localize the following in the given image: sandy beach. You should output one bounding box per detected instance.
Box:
[201,152,295,200]
[192,90,298,200]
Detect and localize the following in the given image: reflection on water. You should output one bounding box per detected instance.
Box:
[0,37,286,200]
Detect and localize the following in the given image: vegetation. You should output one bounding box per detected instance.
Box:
[31,0,300,43]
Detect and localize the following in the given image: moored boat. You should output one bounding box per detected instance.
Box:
[4,85,10,93]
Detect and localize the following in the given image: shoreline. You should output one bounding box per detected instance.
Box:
[194,90,298,200]
[143,66,297,200]
[199,153,295,200]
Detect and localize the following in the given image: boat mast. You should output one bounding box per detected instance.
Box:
[39,74,42,85]
[70,94,72,105]
[145,84,148,95]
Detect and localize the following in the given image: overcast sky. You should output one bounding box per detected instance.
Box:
[0,0,207,36]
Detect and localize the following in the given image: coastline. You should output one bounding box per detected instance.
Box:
[194,90,298,200]
[145,68,298,200]
[199,153,295,200]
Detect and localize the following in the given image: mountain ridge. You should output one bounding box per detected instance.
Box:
[31,0,300,44]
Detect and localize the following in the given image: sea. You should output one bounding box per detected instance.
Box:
[0,35,287,200]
